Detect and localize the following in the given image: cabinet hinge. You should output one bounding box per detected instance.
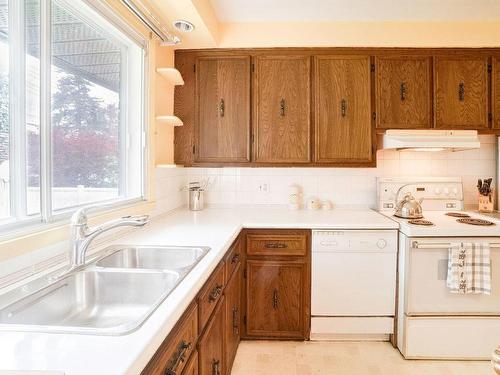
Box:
[243,315,247,325]
[192,145,195,154]
[489,113,493,122]
[243,269,247,278]
[370,63,375,72]
[251,134,254,144]
[488,64,492,73]
[372,112,376,121]
[251,63,255,73]
[193,64,196,73]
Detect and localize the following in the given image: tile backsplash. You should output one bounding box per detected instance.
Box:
[156,135,497,210]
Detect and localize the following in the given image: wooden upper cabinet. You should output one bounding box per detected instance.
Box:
[375,56,432,129]
[253,56,311,163]
[492,57,500,129]
[314,56,373,164]
[434,56,489,129]
[195,56,251,163]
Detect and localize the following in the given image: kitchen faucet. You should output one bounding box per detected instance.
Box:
[69,205,149,269]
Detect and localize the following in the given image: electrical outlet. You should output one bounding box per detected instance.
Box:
[256,180,270,193]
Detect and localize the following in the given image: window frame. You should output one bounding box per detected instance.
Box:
[0,0,148,234]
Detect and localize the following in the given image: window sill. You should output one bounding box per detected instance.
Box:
[0,199,155,263]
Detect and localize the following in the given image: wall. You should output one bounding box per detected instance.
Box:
[180,135,496,209]
[214,21,500,48]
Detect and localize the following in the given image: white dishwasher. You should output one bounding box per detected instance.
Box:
[311,230,398,340]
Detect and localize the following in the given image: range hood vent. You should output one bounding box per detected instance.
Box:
[381,129,480,151]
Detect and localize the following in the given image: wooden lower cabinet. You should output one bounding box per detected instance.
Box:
[246,260,307,339]
[183,351,199,375]
[225,264,241,371]
[198,296,225,375]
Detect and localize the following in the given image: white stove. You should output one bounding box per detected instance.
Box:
[377,177,500,360]
[377,177,500,237]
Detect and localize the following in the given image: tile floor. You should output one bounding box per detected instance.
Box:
[231,341,494,375]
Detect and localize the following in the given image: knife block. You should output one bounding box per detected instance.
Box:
[478,191,494,213]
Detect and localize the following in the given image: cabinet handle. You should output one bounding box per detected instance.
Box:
[208,284,223,302]
[341,99,347,117]
[231,252,240,264]
[400,82,407,101]
[265,242,287,249]
[165,340,192,375]
[272,289,279,309]
[232,307,239,334]
[219,98,225,117]
[280,98,286,116]
[212,359,221,375]
[458,82,465,101]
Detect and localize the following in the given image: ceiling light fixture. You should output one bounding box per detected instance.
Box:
[173,20,195,33]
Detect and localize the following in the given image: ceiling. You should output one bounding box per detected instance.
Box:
[209,0,500,22]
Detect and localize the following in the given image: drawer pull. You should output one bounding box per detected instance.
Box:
[232,306,239,334]
[272,289,279,309]
[265,242,287,249]
[165,340,192,375]
[208,284,223,302]
[212,359,221,375]
[231,252,240,264]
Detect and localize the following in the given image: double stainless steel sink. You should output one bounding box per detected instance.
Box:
[0,245,209,335]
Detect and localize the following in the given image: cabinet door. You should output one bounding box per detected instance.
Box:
[434,56,489,129]
[492,57,500,129]
[246,260,305,338]
[224,265,241,373]
[198,297,224,375]
[253,56,311,163]
[314,56,373,164]
[183,351,199,375]
[376,56,432,129]
[196,56,250,162]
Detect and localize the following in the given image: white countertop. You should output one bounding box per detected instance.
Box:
[0,207,397,375]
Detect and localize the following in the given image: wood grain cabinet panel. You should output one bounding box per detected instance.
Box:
[224,265,241,373]
[492,57,500,129]
[314,56,373,164]
[375,56,432,129]
[253,56,311,163]
[246,260,306,339]
[198,263,225,330]
[434,56,489,129]
[141,303,198,375]
[198,297,225,375]
[195,56,251,162]
[183,351,199,375]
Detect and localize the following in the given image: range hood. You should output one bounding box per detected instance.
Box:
[381,129,480,151]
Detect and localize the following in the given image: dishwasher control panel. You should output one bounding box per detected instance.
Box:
[312,230,397,253]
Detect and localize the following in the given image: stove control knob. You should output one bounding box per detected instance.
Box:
[443,188,450,195]
[434,188,441,195]
[377,239,387,249]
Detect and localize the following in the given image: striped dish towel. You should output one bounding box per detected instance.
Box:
[446,242,491,295]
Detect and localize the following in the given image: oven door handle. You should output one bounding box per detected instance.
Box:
[412,241,500,249]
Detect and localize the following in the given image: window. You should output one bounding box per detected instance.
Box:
[0,0,145,231]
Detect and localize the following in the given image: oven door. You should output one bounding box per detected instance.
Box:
[405,238,500,315]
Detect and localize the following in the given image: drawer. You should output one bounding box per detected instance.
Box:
[247,231,308,256]
[225,239,242,280]
[141,303,198,375]
[198,262,225,329]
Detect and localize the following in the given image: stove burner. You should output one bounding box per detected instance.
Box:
[456,218,495,226]
[408,219,434,226]
[445,212,471,218]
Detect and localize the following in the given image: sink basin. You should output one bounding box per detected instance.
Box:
[0,269,179,335]
[95,245,209,271]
